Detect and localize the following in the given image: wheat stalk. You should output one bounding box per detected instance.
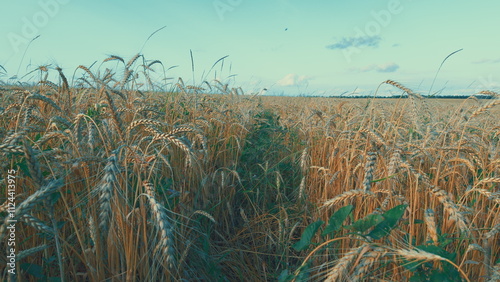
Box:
[97,153,119,238]
[478,90,499,97]
[298,176,306,200]
[27,93,62,112]
[77,65,98,85]
[17,244,51,261]
[22,106,34,128]
[126,53,141,69]
[49,116,72,128]
[153,132,193,167]
[88,122,97,150]
[465,188,500,205]
[351,247,386,282]
[394,248,470,282]
[21,214,54,235]
[35,131,70,146]
[143,181,176,270]
[103,90,124,136]
[470,99,500,119]
[399,158,471,235]
[38,79,58,89]
[384,80,421,98]
[192,210,216,224]
[126,119,166,132]
[3,130,24,145]
[3,103,22,113]
[88,215,97,248]
[322,190,375,209]
[324,244,368,282]
[300,147,309,173]
[388,148,402,175]
[0,179,63,242]
[168,126,197,135]
[473,177,500,188]
[362,152,377,191]
[488,265,500,282]
[424,209,438,245]
[15,179,63,219]
[0,143,24,153]
[448,157,476,176]
[428,186,471,235]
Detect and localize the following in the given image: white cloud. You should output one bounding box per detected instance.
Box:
[326,36,381,50]
[472,58,500,64]
[277,73,312,86]
[356,62,400,73]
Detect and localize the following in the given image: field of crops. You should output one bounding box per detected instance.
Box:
[1,55,499,281]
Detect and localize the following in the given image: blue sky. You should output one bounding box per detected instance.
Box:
[1,0,499,96]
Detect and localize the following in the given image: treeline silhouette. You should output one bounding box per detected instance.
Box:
[299,94,496,99]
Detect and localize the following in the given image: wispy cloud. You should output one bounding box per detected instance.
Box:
[355,62,400,73]
[472,58,500,64]
[326,36,381,50]
[277,74,312,86]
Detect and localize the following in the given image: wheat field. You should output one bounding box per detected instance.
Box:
[0,55,499,281]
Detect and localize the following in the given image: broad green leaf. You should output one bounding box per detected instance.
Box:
[369,204,407,239]
[412,219,424,225]
[292,220,324,251]
[346,214,384,233]
[277,269,293,282]
[322,205,353,236]
[21,263,45,279]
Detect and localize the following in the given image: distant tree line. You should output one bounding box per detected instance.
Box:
[300,94,496,99]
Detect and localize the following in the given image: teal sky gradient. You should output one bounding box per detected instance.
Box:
[1,0,499,96]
